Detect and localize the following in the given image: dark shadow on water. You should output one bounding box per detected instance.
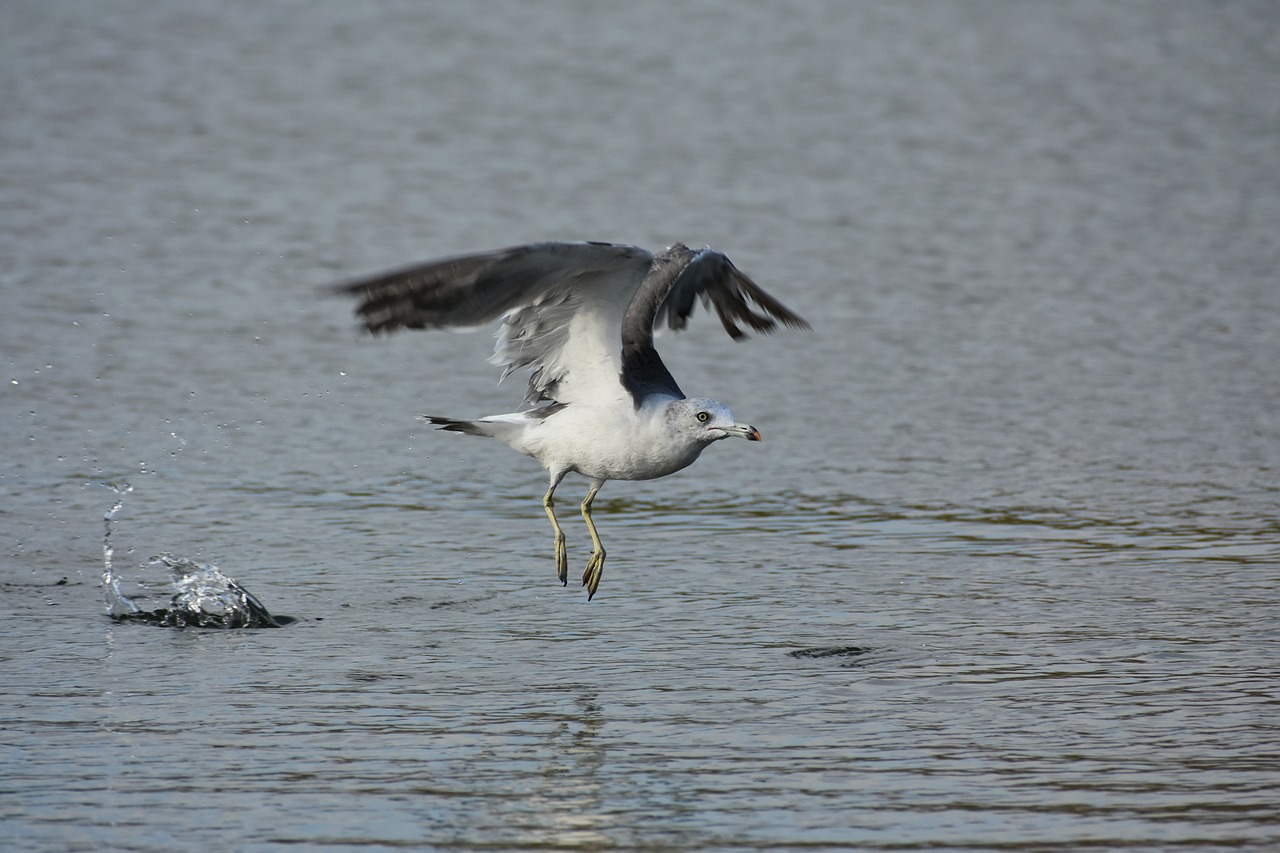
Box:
[109,602,296,629]
[788,645,875,667]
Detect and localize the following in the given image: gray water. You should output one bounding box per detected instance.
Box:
[3,2,1278,850]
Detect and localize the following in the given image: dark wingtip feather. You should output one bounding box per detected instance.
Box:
[712,264,810,341]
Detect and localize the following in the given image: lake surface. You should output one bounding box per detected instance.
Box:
[3,1,1278,850]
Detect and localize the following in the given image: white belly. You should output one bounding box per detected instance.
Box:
[515,404,704,481]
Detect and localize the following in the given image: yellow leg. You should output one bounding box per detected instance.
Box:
[543,483,568,586]
[580,484,606,600]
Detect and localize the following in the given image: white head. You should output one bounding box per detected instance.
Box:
[664,397,762,445]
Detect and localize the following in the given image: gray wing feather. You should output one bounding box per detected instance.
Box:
[332,241,653,404]
[331,242,620,333]
[619,243,810,403]
[653,246,812,339]
[331,240,807,409]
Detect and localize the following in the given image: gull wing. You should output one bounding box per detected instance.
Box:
[619,244,811,403]
[332,241,655,406]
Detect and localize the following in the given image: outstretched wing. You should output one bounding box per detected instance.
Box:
[332,241,654,406]
[618,243,811,403]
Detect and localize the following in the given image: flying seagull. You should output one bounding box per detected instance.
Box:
[333,241,809,599]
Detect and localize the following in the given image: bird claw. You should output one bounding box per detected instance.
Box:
[582,550,606,600]
[554,534,568,586]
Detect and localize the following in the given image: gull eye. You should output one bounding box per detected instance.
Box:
[696,411,710,423]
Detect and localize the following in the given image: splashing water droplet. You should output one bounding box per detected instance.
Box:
[101,482,137,619]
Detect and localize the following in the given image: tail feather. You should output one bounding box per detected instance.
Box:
[420,415,490,437]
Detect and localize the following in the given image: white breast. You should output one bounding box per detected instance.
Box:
[517,401,705,482]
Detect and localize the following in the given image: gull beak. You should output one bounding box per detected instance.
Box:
[726,423,762,442]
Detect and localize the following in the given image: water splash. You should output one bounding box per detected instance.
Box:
[102,483,139,620]
[100,483,286,628]
[126,554,283,628]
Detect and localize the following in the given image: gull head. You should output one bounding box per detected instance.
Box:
[666,397,762,445]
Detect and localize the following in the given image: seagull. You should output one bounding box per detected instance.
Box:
[333,241,809,599]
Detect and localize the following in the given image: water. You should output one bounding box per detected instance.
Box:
[3,1,1278,850]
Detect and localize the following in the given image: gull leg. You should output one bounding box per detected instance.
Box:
[543,472,568,586]
[580,480,606,600]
